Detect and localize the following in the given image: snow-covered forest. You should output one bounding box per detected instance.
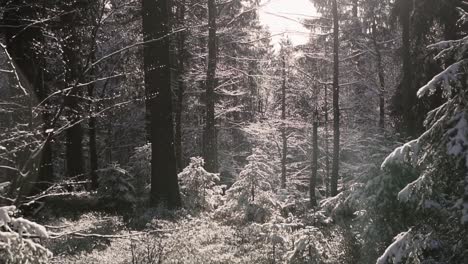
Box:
[0,0,467,263]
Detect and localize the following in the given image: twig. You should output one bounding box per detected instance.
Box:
[49,229,176,239]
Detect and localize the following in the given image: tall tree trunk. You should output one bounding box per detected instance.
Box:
[281,57,287,189]
[400,0,415,136]
[87,0,100,190]
[142,0,181,208]
[175,0,186,172]
[331,0,340,196]
[62,1,84,179]
[372,22,386,129]
[203,0,218,173]
[310,109,318,207]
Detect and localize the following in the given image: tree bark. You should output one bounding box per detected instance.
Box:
[281,57,287,189]
[142,0,181,208]
[203,0,218,173]
[331,0,340,197]
[175,0,186,173]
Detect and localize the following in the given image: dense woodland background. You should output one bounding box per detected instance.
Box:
[0,0,467,263]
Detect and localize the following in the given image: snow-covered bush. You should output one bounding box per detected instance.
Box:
[287,226,324,263]
[0,206,52,263]
[128,144,151,194]
[178,157,223,210]
[287,222,360,264]
[97,163,136,210]
[217,148,280,223]
[378,7,468,263]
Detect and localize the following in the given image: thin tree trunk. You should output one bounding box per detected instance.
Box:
[372,22,386,129]
[203,0,218,173]
[310,109,318,206]
[331,0,340,196]
[88,80,98,189]
[281,57,287,189]
[142,0,181,208]
[175,0,186,172]
[324,84,330,197]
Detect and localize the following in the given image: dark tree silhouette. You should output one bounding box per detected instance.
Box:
[142,0,181,208]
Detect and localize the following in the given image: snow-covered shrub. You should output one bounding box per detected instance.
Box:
[378,8,468,263]
[128,144,151,195]
[178,157,223,210]
[287,226,324,263]
[217,148,280,223]
[97,163,136,210]
[0,206,52,263]
[287,222,358,264]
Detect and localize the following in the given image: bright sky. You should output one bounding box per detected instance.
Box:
[258,0,317,48]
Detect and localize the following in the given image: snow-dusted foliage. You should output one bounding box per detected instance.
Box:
[376,230,413,264]
[376,229,443,264]
[128,144,151,194]
[178,157,223,210]
[381,139,419,169]
[379,9,468,263]
[0,206,52,263]
[217,148,280,223]
[287,226,327,263]
[97,163,136,209]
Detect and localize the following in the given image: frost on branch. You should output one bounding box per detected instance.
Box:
[417,59,466,98]
[381,139,419,169]
[376,230,441,264]
[376,230,412,264]
[0,206,52,263]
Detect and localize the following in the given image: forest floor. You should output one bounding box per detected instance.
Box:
[42,210,279,264]
[39,207,351,264]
